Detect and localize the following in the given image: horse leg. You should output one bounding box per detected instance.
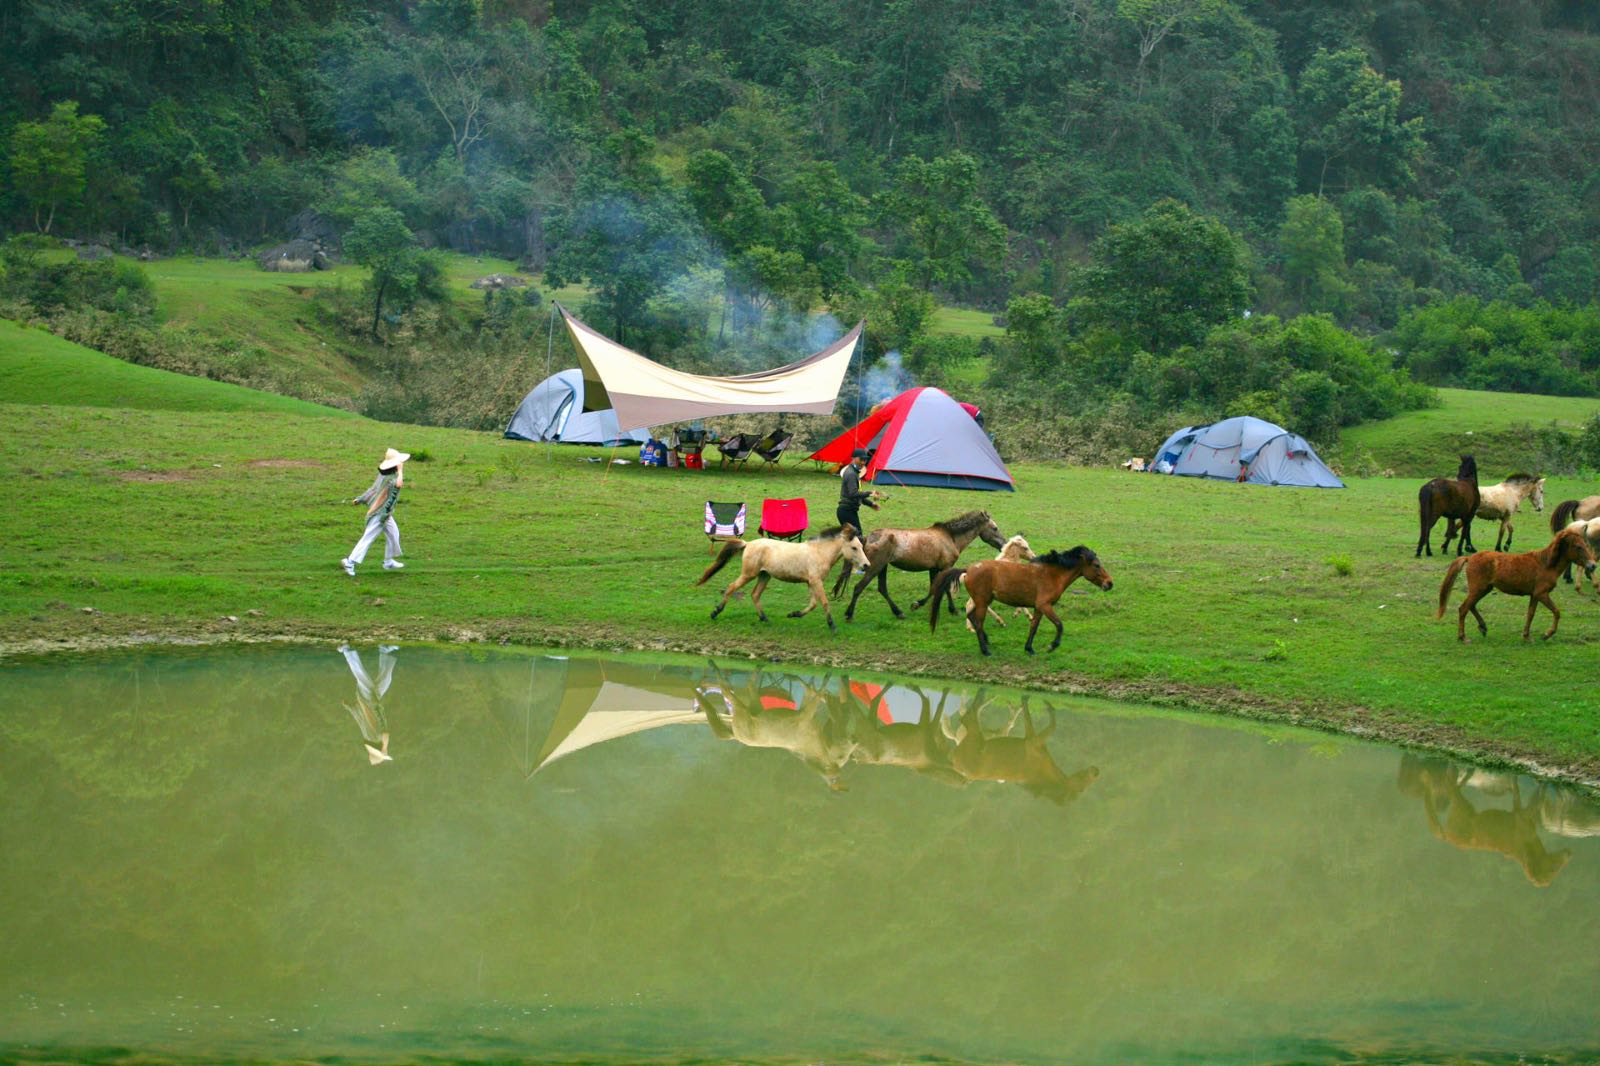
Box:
[1039,603,1065,652]
[1535,591,1562,641]
[1496,517,1509,552]
[1461,516,1476,554]
[711,571,753,620]
[750,572,773,623]
[1458,585,1489,641]
[1441,518,1458,555]
[971,598,992,656]
[911,571,939,611]
[831,558,852,599]
[1023,609,1044,655]
[875,564,906,619]
[1418,508,1433,557]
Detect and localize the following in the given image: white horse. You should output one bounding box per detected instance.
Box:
[698,525,869,631]
[965,533,1036,631]
[1444,474,1543,552]
[1560,517,1600,591]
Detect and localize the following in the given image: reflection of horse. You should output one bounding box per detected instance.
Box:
[1443,474,1543,552]
[1397,755,1571,887]
[1436,529,1596,641]
[846,686,965,786]
[1417,455,1479,557]
[699,526,869,631]
[697,669,857,790]
[930,546,1114,656]
[943,697,1099,805]
[339,643,396,765]
[834,510,1007,621]
[965,534,1036,632]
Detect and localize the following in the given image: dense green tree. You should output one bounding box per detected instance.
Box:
[9,102,105,234]
[1073,199,1251,352]
[1278,195,1352,314]
[875,152,1007,295]
[1296,48,1424,196]
[343,207,439,340]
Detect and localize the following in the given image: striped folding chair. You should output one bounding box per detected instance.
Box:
[704,501,746,545]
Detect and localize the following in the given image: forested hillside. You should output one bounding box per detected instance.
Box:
[4,0,1600,455]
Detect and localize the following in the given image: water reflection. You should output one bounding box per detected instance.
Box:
[1398,754,1578,886]
[339,643,396,765]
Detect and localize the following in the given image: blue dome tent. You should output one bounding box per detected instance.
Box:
[1151,416,1344,488]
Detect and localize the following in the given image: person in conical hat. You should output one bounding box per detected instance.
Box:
[341,447,409,576]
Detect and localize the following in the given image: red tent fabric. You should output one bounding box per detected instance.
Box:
[808,387,1014,492]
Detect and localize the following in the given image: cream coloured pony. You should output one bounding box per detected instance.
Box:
[1559,517,1600,591]
[698,525,869,631]
[965,533,1036,631]
[1443,474,1543,552]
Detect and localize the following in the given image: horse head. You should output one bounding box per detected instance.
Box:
[839,525,870,570]
[1457,454,1478,480]
[1532,478,1546,512]
[1041,546,1114,591]
[975,511,1008,551]
[997,534,1035,562]
[1558,528,1597,577]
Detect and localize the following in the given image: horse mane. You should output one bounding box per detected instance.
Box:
[933,510,991,537]
[1035,545,1097,568]
[1457,454,1478,478]
[1503,473,1539,485]
[811,525,848,541]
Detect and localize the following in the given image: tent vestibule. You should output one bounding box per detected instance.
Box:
[505,368,650,445]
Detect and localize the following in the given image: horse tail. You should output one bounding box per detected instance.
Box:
[929,568,965,632]
[1436,556,1470,619]
[1551,499,1579,534]
[697,539,745,585]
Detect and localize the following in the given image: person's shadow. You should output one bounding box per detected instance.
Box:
[340,644,398,765]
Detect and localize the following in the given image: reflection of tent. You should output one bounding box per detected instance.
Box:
[531,659,702,776]
[1152,416,1344,488]
[504,368,650,445]
[559,304,861,430]
[809,387,1014,492]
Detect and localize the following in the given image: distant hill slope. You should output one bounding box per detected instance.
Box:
[0,318,351,417]
[1336,387,1599,477]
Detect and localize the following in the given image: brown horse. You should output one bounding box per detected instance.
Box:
[699,525,869,632]
[834,510,1007,621]
[929,546,1114,655]
[1436,528,1596,642]
[1417,454,1479,557]
[943,697,1099,805]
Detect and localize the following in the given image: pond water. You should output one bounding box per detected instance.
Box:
[2,645,1599,1065]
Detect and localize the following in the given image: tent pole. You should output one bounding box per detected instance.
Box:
[543,305,557,463]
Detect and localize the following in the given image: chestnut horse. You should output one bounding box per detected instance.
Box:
[834,510,1007,621]
[929,546,1114,656]
[965,533,1037,631]
[1417,454,1479,557]
[1435,528,1596,642]
[699,525,869,632]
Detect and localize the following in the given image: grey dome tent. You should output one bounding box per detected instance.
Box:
[505,368,650,445]
[1151,415,1344,488]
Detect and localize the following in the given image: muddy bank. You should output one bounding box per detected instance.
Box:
[5,612,1597,793]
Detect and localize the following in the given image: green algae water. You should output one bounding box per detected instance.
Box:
[2,645,1599,1065]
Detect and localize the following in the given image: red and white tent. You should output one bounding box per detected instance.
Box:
[809,387,1014,492]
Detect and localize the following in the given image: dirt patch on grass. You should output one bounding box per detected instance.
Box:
[4,614,1599,794]
[248,458,324,469]
[115,470,194,483]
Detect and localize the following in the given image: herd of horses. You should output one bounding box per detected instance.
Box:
[692,454,1600,653]
[697,509,1112,655]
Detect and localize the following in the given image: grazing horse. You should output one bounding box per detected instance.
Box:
[699,526,869,632]
[965,533,1037,631]
[834,510,1007,621]
[1557,517,1600,591]
[1417,455,1480,557]
[1443,474,1544,552]
[929,546,1114,656]
[942,697,1099,805]
[1435,528,1596,642]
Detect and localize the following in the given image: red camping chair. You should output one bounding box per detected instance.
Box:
[758,497,808,541]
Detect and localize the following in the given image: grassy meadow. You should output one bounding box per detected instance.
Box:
[6,318,1600,785]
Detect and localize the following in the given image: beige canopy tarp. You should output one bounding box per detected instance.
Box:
[558,304,863,430]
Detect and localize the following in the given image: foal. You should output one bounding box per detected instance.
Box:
[1436,529,1596,642]
[930,546,1114,656]
[698,526,869,632]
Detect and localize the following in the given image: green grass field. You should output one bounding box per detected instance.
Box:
[1337,387,1600,476]
[929,306,1004,339]
[6,334,1600,786]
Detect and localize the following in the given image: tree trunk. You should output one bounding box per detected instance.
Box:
[370,277,387,341]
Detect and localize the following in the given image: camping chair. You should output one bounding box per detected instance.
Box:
[704,500,746,543]
[757,498,808,541]
[752,429,796,470]
[716,433,756,470]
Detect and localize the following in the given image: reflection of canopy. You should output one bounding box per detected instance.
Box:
[559,304,862,431]
[531,661,701,775]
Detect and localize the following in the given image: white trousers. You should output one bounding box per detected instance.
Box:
[348,515,401,564]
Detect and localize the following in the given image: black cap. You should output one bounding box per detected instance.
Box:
[851,448,870,460]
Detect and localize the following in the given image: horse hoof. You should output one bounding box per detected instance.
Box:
[893,610,906,620]
[787,610,805,618]
[758,614,769,623]
[1025,646,1035,655]
[827,618,837,633]
[710,609,721,620]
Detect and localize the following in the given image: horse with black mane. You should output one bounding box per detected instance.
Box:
[929,545,1114,656]
[833,510,1007,621]
[1417,454,1479,557]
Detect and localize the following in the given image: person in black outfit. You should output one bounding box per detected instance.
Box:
[837,448,880,534]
